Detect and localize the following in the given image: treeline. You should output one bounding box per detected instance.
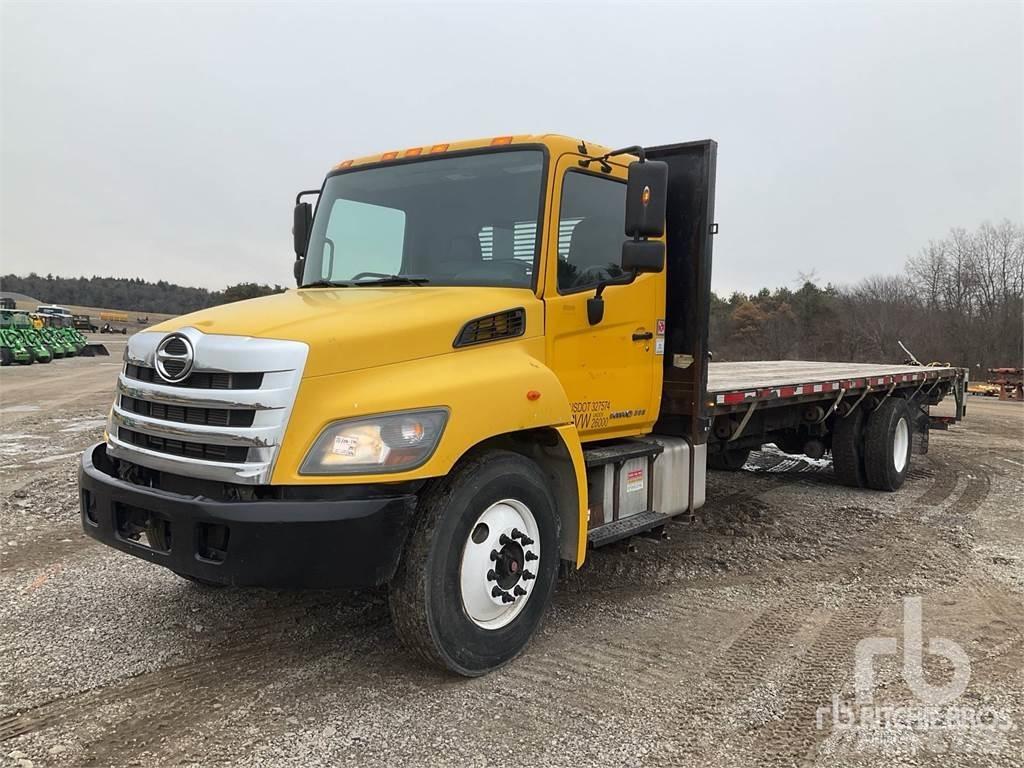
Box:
[710,220,1024,371]
[0,274,285,314]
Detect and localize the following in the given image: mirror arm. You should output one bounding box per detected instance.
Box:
[295,189,320,205]
[587,271,638,327]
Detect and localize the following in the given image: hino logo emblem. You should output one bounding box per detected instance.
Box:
[154,333,194,383]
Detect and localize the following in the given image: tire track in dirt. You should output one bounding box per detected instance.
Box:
[0,524,93,575]
[648,449,982,766]
[913,461,959,508]
[493,590,733,721]
[0,596,388,749]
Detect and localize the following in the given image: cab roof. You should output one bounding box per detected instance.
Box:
[331,134,624,171]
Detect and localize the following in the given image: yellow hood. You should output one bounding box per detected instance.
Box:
[146,286,541,378]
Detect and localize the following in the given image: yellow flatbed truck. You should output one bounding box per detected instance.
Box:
[79,135,966,675]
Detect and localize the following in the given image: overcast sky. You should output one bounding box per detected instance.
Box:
[1,1,1021,295]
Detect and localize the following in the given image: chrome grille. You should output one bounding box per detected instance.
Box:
[124,363,263,390]
[119,395,255,428]
[107,329,308,484]
[119,428,249,463]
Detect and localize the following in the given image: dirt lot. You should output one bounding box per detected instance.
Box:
[1,354,1021,767]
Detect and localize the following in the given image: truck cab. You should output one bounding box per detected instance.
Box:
[79,134,960,675]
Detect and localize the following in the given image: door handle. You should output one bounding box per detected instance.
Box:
[632,331,654,341]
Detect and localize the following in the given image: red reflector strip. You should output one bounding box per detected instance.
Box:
[721,391,753,405]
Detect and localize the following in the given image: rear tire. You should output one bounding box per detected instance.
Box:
[864,398,912,491]
[708,448,751,471]
[389,450,560,676]
[831,407,867,487]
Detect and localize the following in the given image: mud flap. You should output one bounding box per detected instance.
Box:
[913,401,929,454]
[80,344,110,357]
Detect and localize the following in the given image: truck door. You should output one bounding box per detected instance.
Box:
[543,153,665,441]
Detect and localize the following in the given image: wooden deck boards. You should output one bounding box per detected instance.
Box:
[706,361,957,394]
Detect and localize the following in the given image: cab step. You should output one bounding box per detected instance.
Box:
[582,439,663,468]
[588,510,669,548]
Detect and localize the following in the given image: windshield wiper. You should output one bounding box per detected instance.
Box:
[352,274,430,286]
[301,279,354,289]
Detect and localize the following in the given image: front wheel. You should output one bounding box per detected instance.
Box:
[389,450,560,676]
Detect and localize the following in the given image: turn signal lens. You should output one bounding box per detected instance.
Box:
[404,147,423,157]
[381,151,399,161]
[490,136,514,145]
[429,143,449,153]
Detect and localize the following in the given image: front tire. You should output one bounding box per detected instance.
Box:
[864,398,912,491]
[389,450,560,676]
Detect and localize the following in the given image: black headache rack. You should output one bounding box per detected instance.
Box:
[646,140,718,446]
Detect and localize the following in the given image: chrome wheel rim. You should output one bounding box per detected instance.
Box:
[459,498,540,630]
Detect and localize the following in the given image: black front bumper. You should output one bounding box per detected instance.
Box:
[79,443,416,588]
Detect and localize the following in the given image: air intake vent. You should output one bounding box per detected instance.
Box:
[454,308,526,348]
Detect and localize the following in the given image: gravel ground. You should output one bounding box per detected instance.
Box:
[1,353,1021,767]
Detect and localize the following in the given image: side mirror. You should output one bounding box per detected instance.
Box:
[293,202,313,258]
[293,258,305,285]
[624,160,668,238]
[621,239,664,274]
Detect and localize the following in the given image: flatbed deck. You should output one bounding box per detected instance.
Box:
[707,360,963,411]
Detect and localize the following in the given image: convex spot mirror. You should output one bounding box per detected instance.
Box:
[624,160,668,238]
[621,239,664,274]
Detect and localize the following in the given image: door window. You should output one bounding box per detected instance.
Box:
[557,172,627,292]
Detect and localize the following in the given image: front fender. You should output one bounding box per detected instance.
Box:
[271,338,574,485]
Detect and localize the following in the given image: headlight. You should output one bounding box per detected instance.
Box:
[299,409,448,475]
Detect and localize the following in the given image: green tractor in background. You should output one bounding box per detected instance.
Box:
[4,311,52,364]
[49,314,88,355]
[38,314,81,357]
[0,312,32,365]
[37,318,74,359]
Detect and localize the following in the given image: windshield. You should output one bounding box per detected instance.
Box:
[302,149,545,288]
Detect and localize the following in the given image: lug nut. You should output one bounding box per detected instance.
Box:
[511,528,524,540]
[502,593,515,604]
[489,549,500,561]
[524,551,538,562]
[520,535,535,546]
[487,569,496,581]
[499,534,511,546]
[522,570,535,581]
[513,585,527,596]
[492,586,503,598]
